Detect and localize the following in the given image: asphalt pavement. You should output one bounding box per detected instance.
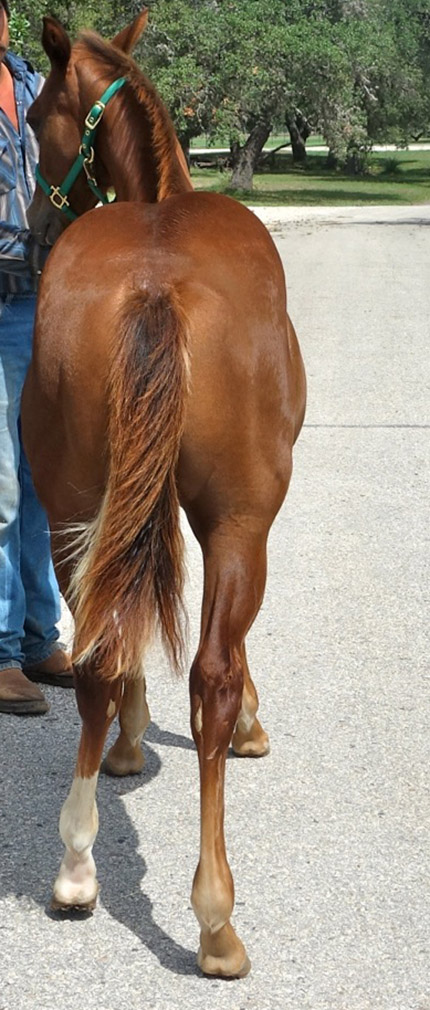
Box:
[1,205,429,1010]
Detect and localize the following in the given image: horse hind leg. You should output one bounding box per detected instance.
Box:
[103,675,150,776]
[52,667,123,910]
[189,519,269,977]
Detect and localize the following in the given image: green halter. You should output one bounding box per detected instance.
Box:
[35,76,127,222]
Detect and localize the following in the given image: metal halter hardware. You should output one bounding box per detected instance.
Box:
[35,77,127,222]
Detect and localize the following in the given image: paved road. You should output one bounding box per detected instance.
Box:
[1,206,429,1010]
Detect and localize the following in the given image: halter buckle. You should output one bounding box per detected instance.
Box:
[85,101,106,130]
[49,186,70,210]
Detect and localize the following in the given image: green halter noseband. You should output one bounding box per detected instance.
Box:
[35,76,127,222]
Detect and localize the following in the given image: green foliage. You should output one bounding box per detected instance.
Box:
[140,1,221,141]
[8,1,47,67]
[8,10,31,55]
[141,0,430,168]
[8,0,116,69]
[9,0,430,173]
[382,156,401,174]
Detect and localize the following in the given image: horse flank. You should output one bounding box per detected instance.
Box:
[69,287,190,680]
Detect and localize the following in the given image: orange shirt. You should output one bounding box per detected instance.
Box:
[0,61,18,132]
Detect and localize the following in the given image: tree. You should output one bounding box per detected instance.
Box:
[140,1,222,155]
[285,109,312,163]
[144,1,293,189]
[363,0,430,145]
[281,14,358,167]
[8,0,120,67]
[215,1,291,189]
[10,0,430,184]
[283,0,430,166]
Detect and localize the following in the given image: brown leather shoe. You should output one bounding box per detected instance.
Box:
[24,648,74,688]
[0,667,49,715]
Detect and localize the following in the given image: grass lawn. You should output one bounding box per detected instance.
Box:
[263,133,326,148]
[190,133,326,148]
[190,149,430,205]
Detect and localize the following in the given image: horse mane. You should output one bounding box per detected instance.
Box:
[76,31,189,200]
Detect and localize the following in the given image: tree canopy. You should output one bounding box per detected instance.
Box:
[9,0,430,187]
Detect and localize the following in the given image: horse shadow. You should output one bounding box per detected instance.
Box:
[0,691,201,978]
[85,721,199,977]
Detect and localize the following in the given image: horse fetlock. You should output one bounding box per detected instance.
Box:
[197,920,251,978]
[191,862,234,936]
[59,773,99,853]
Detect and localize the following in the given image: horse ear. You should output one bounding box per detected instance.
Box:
[42,16,71,71]
[111,8,149,54]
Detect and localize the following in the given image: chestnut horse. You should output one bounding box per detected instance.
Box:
[23,11,306,978]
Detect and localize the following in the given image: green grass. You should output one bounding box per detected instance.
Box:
[264,133,326,148]
[190,133,325,148]
[190,149,430,205]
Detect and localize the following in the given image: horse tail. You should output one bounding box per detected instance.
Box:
[70,286,189,680]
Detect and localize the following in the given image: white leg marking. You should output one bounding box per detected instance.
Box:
[194,703,203,735]
[235,684,256,734]
[121,676,150,747]
[53,773,99,907]
[106,699,116,719]
[236,708,255,734]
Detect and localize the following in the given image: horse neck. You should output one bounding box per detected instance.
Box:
[91,73,192,203]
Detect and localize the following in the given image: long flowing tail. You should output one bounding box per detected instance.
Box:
[70,286,189,680]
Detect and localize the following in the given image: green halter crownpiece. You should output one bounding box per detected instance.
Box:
[36,76,128,222]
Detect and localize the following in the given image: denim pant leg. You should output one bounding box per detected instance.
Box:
[20,437,61,663]
[0,295,60,669]
[0,297,29,668]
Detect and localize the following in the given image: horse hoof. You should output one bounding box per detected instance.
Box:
[52,868,99,912]
[102,745,145,777]
[197,921,251,978]
[232,738,270,757]
[50,897,97,916]
[197,947,251,979]
[51,890,98,914]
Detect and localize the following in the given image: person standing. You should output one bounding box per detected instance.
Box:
[0,0,73,714]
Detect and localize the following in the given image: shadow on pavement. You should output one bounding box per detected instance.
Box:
[0,693,200,977]
[145,720,195,752]
[347,217,430,227]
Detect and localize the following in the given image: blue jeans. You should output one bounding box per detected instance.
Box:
[0,294,60,670]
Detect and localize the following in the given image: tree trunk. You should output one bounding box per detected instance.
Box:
[230,121,271,190]
[286,110,311,163]
[179,132,191,169]
[287,124,307,162]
